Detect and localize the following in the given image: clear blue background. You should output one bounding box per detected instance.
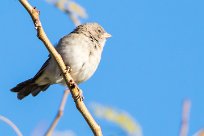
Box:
[0,0,204,136]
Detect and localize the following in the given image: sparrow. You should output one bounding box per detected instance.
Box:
[11,23,111,100]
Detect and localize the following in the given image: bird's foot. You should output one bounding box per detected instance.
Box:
[65,65,72,73]
[60,65,72,76]
[74,88,84,102]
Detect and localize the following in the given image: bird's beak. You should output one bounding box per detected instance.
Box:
[103,32,112,38]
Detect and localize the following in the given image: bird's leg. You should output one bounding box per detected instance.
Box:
[62,66,83,101]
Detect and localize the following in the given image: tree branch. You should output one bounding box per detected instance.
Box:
[67,12,81,26]
[46,89,70,135]
[0,115,23,136]
[18,0,102,136]
[179,100,191,136]
[45,3,80,135]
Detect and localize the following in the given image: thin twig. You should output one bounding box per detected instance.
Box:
[56,0,81,26]
[67,12,81,26]
[0,115,23,136]
[46,90,70,135]
[18,0,102,136]
[179,100,191,136]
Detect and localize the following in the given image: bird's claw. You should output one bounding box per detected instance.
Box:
[74,89,84,102]
[60,65,72,76]
[65,65,72,73]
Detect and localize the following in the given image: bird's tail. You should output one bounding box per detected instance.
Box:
[11,79,50,100]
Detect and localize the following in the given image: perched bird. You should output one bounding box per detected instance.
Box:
[11,23,111,100]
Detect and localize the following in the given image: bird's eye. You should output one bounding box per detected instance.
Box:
[98,29,101,33]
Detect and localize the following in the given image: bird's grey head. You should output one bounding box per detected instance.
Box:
[73,23,111,47]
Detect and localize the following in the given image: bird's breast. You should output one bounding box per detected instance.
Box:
[69,46,102,83]
[58,37,102,84]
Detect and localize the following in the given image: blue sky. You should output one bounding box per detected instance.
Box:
[0,0,204,136]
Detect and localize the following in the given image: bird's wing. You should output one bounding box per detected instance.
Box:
[33,57,51,81]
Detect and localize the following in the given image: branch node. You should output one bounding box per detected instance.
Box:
[58,110,63,117]
[73,88,84,102]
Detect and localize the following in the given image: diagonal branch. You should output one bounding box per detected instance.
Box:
[67,12,81,26]
[0,115,23,136]
[46,6,79,135]
[179,100,191,136]
[18,0,102,136]
[46,89,70,135]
